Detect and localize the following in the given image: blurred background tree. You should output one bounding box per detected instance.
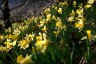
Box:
[2,0,11,28]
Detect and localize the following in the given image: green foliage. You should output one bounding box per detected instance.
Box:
[0,0,96,64]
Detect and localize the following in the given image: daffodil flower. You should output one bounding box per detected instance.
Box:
[17,54,32,64]
[86,30,92,41]
[58,8,62,14]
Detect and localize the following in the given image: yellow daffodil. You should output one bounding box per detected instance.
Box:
[68,10,75,22]
[68,16,74,22]
[0,46,8,52]
[19,39,29,49]
[52,4,55,8]
[84,4,92,9]
[25,34,35,41]
[41,45,47,53]
[5,34,18,40]
[17,55,32,64]
[88,0,94,4]
[32,47,36,53]
[35,39,49,53]
[75,18,84,29]
[44,8,51,14]
[17,55,24,63]
[62,1,68,6]
[46,13,51,18]
[4,39,17,49]
[35,40,43,48]
[34,33,49,53]
[54,30,60,35]
[42,26,47,32]
[73,0,76,7]
[56,17,63,29]
[28,34,35,40]
[46,13,51,22]
[34,17,39,23]
[52,15,56,20]
[75,21,84,29]
[54,6,58,10]
[86,30,92,41]
[56,21,63,29]
[38,20,45,27]
[36,33,42,40]
[70,10,75,16]
[58,8,62,14]
[19,26,25,31]
[0,35,4,40]
[76,8,83,15]
[4,27,12,33]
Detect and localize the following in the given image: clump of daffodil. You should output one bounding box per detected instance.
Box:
[4,39,17,50]
[86,30,92,41]
[74,5,85,30]
[58,7,62,14]
[68,4,85,31]
[32,33,49,53]
[17,54,33,64]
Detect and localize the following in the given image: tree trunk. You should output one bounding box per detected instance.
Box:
[2,0,11,28]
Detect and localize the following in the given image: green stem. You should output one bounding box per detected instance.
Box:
[87,40,92,64]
